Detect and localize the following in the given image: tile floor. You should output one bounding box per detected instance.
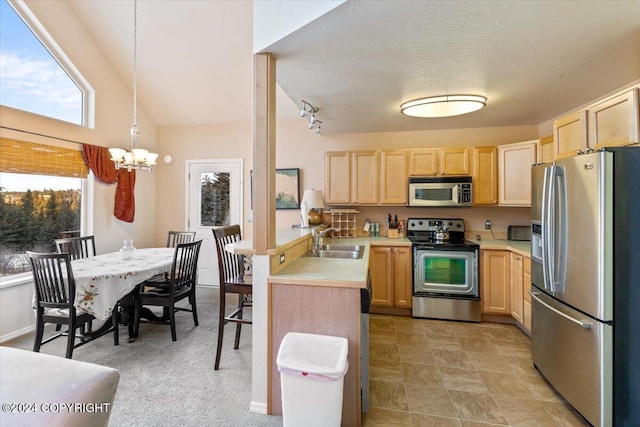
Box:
[363,314,590,427]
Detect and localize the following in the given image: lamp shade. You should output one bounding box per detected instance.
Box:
[302,189,325,209]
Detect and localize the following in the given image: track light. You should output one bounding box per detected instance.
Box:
[299,100,322,135]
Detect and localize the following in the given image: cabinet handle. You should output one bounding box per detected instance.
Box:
[515,256,521,260]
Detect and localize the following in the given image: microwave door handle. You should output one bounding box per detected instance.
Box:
[453,184,460,204]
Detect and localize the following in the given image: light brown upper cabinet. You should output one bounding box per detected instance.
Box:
[380,150,408,204]
[326,150,405,205]
[325,151,351,204]
[408,147,470,176]
[588,88,639,149]
[352,151,379,204]
[554,110,588,159]
[472,146,498,205]
[539,135,554,164]
[498,140,538,206]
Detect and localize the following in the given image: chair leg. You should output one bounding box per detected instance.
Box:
[66,323,76,359]
[169,302,177,342]
[234,296,243,350]
[133,289,141,338]
[190,291,199,327]
[33,318,44,353]
[112,310,119,346]
[214,292,226,370]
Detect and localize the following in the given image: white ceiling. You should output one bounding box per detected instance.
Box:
[67,0,640,135]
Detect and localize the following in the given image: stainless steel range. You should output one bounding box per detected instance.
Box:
[407,218,480,322]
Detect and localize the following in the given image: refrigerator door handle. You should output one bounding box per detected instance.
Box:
[529,291,592,329]
[541,166,554,292]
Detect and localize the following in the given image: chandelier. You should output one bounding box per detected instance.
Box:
[108,0,158,171]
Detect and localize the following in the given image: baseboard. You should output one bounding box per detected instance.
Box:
[249,401,267,414]
[0,324,35,344]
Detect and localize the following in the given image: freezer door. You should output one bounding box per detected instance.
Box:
[531,290,612,427]
[551,153,613,321]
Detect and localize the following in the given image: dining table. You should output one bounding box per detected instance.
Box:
[61,247,176,342]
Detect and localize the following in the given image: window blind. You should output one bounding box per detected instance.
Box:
[0,137,88,178]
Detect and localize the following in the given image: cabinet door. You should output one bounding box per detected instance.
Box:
[440,147,470,175]
[472,146,498,205]
[325,152,351,204]
[498,140,538,206]
[409,149,438,176]
[510,252,524,323]
[370,247,393,307]
[380,150,408,204]
[392,247,412,308]
[352,151,379,204]
[539,135,555,164]
[481,250,511,315]
[588,88,639,149]
[554,110,588,159]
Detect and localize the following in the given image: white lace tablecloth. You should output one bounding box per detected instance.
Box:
[71,248,175,321]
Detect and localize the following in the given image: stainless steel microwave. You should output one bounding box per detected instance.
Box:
[408,176,473,207]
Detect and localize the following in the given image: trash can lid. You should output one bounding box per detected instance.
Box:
[276,332,348,379]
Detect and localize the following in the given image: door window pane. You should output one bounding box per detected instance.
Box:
[200,172,230,227]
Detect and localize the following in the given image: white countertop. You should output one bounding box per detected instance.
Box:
[467,238,531,256]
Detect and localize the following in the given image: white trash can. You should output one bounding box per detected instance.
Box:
[276,332,349,427]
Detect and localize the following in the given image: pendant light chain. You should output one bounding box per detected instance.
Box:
[131,0,138,148]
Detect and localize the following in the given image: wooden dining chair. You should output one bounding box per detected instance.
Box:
[166,231,196,248]
[133,240,202,341]
[27,251,119,359]
[212,225,252,370]
[54,235,96,260]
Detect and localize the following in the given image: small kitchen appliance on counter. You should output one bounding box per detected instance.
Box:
[507,225,531,241]
[407,218,480,322]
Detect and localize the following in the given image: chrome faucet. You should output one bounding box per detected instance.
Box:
[312,227,339,254]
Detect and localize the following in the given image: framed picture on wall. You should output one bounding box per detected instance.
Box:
[275,168,300,209]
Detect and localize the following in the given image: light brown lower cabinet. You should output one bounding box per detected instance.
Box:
[510,252,524,323]
[481,250,511,315]
[370,245,412,315]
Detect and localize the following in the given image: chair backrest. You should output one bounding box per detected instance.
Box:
[27,251,76,311]
[212,225,244,284]
[166,231,196,248]
[168,240,202,290]
[54,236,96,260]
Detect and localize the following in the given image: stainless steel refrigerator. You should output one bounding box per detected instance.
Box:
[530,147,640,427]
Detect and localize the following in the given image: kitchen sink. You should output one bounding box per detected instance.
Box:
[307,244,364,259]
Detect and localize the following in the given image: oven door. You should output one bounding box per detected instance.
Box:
[413,248,478,298]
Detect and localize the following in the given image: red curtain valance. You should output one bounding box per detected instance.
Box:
[82,144,135,223]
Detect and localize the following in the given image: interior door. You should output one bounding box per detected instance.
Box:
[187,160,243,286]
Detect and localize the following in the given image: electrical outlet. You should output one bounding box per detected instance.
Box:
[485,220,492,230]
[279,253,285,264]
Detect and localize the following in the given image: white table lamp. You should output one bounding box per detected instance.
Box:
[301,189,326,227]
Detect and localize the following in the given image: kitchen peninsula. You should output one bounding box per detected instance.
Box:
[226,229,409,427]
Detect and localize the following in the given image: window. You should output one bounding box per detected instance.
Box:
[0,138,89,279]
[0,0,90,126]
[0,172,83,277]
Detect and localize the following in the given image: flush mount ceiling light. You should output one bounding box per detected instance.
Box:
[400,95,487,118]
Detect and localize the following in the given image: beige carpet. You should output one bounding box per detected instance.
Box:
[2,286,283,427]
